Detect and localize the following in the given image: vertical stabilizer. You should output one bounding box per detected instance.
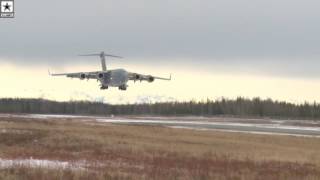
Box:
[79,52,123,72]
[100,52,107,71]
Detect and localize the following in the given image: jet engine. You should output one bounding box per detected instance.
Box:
[79,73,86,80]
[148,76,154,82]
[97,73,104,79]
[135,74,141,80]
[132,74,142,82]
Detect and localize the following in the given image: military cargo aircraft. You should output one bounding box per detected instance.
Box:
[49,52,171,90]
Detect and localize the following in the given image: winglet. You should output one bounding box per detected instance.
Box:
[48,69,51,76]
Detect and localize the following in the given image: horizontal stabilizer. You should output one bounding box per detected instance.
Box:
[78,51,122,71]
[79,52,122,58]
[78,53,100,56]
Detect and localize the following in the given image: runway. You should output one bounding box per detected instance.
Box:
[1,114,320,137]
[96,118,320,137]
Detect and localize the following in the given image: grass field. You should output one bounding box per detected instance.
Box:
[0,116,319,180]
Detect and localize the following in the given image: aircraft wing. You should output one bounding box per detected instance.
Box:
[49,70,100,80]
[128,72,171,82]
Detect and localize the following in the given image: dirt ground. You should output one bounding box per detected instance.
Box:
[0,115,319,180]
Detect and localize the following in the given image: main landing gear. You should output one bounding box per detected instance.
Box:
[118,85,127,91]
[100,85,108,90]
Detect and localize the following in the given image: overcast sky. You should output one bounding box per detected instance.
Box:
[1,1,320,71]
[1,0,320,103]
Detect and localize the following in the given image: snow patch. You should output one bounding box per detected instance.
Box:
[28,114,96,119]
[0,113,109,120]
[0,129,32,134]
[0,158,85,170]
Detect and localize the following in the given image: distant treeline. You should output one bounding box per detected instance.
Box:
[0,98,320,120]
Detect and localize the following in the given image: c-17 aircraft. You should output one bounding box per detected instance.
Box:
[49,52,171,90]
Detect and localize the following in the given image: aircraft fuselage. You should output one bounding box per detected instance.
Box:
[99,69,129,90]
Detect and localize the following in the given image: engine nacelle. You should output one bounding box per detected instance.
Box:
[97,73,104,79]
[132,74,142,82]
[148,76,154,82]
[135,74,141,80]
[79,73,86,80]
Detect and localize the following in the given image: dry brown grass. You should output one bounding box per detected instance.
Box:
[0,116,319,180]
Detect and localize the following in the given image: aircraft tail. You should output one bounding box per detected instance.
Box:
[79,51,122,71]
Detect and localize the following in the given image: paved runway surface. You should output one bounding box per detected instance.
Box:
[1,114,320,137]
[97,119,320,137]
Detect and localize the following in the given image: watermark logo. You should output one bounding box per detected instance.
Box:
[1,0,14,18]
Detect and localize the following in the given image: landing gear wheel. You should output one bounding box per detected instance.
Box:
[100,85,108,90]
[118,85,127,91]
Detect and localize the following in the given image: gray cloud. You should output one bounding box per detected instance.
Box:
[1,0,320,78]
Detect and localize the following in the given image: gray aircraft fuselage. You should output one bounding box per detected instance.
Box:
[99,69,128,88]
